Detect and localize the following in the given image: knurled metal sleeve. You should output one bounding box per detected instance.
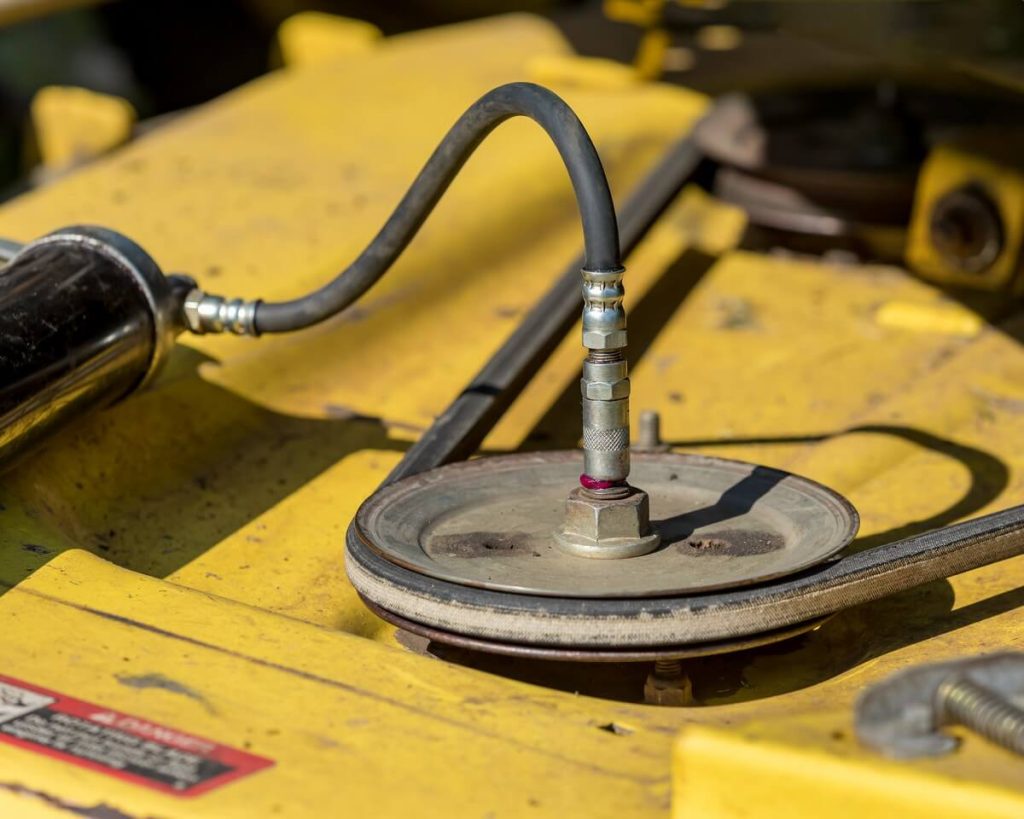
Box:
[582,427,629,451]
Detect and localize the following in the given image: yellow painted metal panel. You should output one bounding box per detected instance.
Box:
[0,550,688,817]
[906,139,1024,291]
[31,86,136,171]
[276,12,382,68]
[0,10,1020,818]
[675,714,1024,819]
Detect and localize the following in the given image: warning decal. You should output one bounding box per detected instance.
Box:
[0,674,273,797]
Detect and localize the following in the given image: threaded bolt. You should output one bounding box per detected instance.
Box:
[936,676,1024,755]
[588,349,624,364]
[638,410,662,449]
[580,484,631,501]
[644,658,692,706]
[654,658,683,679]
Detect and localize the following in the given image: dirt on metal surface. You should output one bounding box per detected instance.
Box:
[680,529,785,556]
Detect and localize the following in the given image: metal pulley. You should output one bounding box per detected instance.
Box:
[345,256,861,660]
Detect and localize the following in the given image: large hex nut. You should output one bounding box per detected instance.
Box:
[582,377,630,400]
[555,487,661,558]
[582,328,628,350]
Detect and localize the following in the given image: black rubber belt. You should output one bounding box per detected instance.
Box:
[347,502,1024,646]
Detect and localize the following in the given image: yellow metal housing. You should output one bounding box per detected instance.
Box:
[907,138,1024,291]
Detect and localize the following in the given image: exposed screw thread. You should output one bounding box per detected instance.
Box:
[654,659,683,679]
[937,677,1024,754]
[588,349,624,363]
[580,484,630,501]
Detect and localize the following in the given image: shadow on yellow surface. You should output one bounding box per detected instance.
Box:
[0,347,408,591]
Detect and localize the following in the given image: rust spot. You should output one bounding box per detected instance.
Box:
[430,532,534,558]
[679,528,784,556]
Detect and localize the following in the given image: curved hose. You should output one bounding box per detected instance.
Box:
[186,83,621,335]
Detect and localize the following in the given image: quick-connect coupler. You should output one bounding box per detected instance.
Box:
[556,266,660,559]
[580,267,630,487]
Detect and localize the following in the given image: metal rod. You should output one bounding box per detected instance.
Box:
[937,676,1024,755]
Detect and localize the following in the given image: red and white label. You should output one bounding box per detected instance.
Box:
[0,674,273,797]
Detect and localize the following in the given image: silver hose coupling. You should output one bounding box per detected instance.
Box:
[556,266,660,559]
[182,289,260,335]
[580,267,629,484]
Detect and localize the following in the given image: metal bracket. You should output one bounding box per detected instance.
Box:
[856,652,1024,759]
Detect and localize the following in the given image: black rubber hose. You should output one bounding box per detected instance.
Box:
[385,125,712,484]
[254,82,620,334]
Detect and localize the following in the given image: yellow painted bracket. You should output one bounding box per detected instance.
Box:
[674,713,1024,819]
[526,53,641,89]
[30,85,135,171]
[604,0,665,27]
[906,137,1024,292]
[276,12,382,68]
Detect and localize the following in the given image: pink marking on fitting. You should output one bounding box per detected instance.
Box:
[580,474,623,490]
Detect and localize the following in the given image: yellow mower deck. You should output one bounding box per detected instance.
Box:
[0,13,1022,818]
